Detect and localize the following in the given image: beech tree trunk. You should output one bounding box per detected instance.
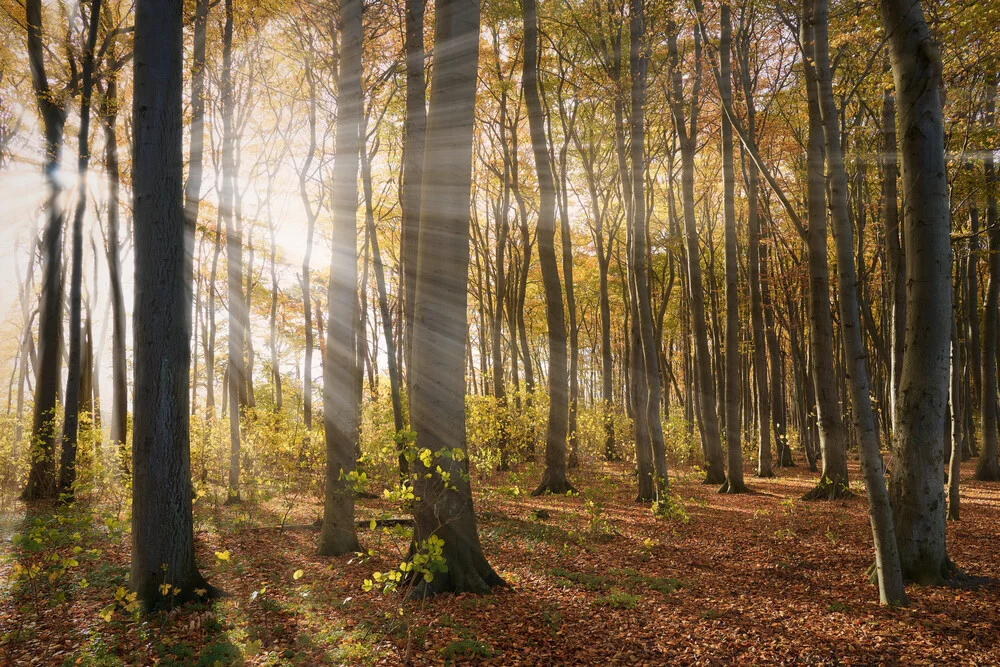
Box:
[59,0,102,499]
[881,0,954,586]
[318,0,363,557]
[130,0,213,606]
[524,0,573,496]
[949,279,962,521]
[408,0,503,597]
[718,5,746,494]
[401,0,427,387]
[23,0,67,501]
[221,0,243,502]
[734,11,773,479]
[813,0,907,605]
[667,25,726,485]
[629,0,668,497]
[799,6,850,501]
[977,74,1000,481]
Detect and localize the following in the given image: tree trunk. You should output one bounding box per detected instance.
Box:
[813,0,907,605]
[667,25,725,485]
[361,111,405,473]
[735,19,773,479]
[318,0,363,557]
[949,279,962,521]
[23,0,68,501]
[630,0,668,497]
[58,0,102,499]
[408,0,503,597]
[131,0,213,606]
[221,0,243,502]
[799,7,850,501]
[524,0,573,496]
[977,75,1000,481]
[882,81,905,434]
[718,6,746,494]
[881,0,954,586]
[401,0,427,389]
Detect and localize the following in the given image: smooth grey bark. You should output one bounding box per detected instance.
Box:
[629,0,668,498]
[573,120,618,461]
[667,24,725,485]
[400,0,427,387]
[266,171,282,412]
[59,0,103,499]
[798,6,850,500]
[130,0,212,606]
[298,56,319,434]
[524,0,573,496]
[881,0,953,586]
[360,112,405,473]
[734,8,773,479]
[408,0,503,597]
[882,80,905,433]
[977,74,1000,481]
[949,279,962,521]
[813,0,906,605]
[318,0,363,557]
[967,205,982,417]
[550,56,580,471]
[23,0,67,501]
[221,0,243,502]
[718,5,746,494]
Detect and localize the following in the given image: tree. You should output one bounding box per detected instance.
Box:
[628,0,669,499]
[797,1,850,501]
[524,0,573,496]
[59,0,103,499]
[130,0,213,607]
[811,0,906,604]
[882,0,955,585]
[318,0,363,557]
[667,20,726,485]
[22,0,68,501]
[976,74,1000,481]
[400,0,427,382]
[718,4,747,494]
[407,0,503,596]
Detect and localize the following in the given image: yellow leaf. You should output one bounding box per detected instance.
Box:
[293,569,304,580]
[215,550,231,561]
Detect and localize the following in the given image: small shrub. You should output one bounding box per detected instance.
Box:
[652,494,690,524]
[594,588,640,609]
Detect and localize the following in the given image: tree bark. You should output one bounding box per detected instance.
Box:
[667,24,725,485]
[524,0,573,496]
[131,0,213,606]
[718,5,746,494]
[221,0,243,502]
[23,0,68,501]
[799,6,850,501]
[408,0,503,597]
[59,0,103,499]
[977,74,1000,481]
[318,0,363,557]
[400,0,427,388]
[813,0,907,605]
[881,0,954,586]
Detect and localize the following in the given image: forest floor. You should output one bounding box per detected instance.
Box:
[1,459,999,665]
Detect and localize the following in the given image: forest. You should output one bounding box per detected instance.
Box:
[0,0,998,663]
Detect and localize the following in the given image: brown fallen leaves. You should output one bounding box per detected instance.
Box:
[2,460,999,665]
